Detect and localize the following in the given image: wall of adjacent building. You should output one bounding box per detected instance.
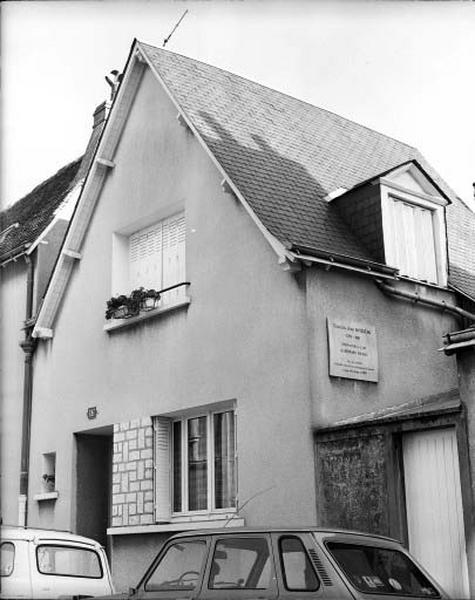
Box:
[29,67,316,589]
[306,269,459,425]
[0,260,27,524]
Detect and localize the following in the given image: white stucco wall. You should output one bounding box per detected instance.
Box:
[0,260,27,524]
[30,67,316,539]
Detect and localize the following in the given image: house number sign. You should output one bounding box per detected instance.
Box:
[327,318,378,382]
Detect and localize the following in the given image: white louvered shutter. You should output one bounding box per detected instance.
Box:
[162,212,186,303]
[154,417,172,523]
[391,199,437,283]
[129,222,163,291]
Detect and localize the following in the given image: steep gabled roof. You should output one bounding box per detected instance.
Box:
[140,42,457,261]
[446,197,475,299]
[139,42,473,299]
[33,40,473,337]
[0,159,82,262]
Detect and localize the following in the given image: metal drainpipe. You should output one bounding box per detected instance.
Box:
[18,254,37,526]
[375,279,475,323]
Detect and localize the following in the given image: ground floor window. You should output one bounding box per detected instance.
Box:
[154,408,236,521]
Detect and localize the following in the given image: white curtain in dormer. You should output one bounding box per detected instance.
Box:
[391,199,437,283]
[128,212,185,296]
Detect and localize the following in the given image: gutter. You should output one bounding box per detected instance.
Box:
[376,280,475,323]
[290,244,398,279]
[0,243,32,267]
[18,255,37,526]
[441,327,475,355]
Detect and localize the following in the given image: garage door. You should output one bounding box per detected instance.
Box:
[403,428,470,598]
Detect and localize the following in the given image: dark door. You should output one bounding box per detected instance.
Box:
[75,431,112,551]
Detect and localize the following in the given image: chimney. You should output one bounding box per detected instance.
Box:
[93,101,111,129]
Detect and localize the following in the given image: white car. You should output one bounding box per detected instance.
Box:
[0,525,114,599]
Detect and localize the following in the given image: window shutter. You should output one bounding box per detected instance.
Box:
[129,222,163,291]
[162,212,186,302]
[415,206,437,282]
[391,198,437,283]
[154,417,172,522]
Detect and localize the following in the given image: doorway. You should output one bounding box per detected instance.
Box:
[75,429,113,551]
[403,427,470,598]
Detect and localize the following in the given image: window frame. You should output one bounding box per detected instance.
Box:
[171,408,237,517]
[35,544,104,579]
[380,182,447,286]
[0,542,15,577]
[111,210,186,299]
[278,535,320,593]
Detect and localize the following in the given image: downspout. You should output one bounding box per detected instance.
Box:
[18,254,37,526]
[376,280,475,323]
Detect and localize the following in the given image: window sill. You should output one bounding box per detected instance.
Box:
[106,516,245,536]
[34,491,59,502]
[104,297,190,333]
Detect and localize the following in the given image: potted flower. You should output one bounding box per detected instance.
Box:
[42,474,55,492]
[140,288,161,311]
[105,294,129,320]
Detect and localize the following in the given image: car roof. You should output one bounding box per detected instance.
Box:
[0,525,102,547]
[166,526,400,545]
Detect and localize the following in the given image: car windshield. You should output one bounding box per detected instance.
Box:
[326,542,440,597]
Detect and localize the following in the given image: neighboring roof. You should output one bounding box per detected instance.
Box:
[0,103,106,264]
[0,159,82,261]
[446,196,475,299]
[317,389,460,432]
[140,42,458,266]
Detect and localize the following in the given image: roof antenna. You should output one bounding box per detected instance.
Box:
[163,9,189,48]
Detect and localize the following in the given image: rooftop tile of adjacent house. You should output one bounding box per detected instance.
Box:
[0,159,82,262]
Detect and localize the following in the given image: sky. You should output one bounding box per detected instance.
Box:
[2,0,475,211]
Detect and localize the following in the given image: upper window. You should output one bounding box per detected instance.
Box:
[112,211,186,305]
[387,196,438,282]
[154,409,236,521]
[380,165,448,286]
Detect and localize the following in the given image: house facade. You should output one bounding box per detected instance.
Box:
[27,41,474,596]
[0,101,107,526]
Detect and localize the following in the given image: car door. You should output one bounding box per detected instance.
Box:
[133,536,210,600]
[198,533,278,600]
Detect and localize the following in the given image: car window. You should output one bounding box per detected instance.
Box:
[209,537,272,590]
[279,536,319,591]
[0,542,15,577]
[326,542,440,597]
[36,545,103,578]
[145,540,206,592]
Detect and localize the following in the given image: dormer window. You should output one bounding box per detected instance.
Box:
[331,161,449,286]
[380,164,448,286]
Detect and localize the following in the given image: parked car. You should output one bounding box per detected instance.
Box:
[0,525,114,599]
[94,527,448,599]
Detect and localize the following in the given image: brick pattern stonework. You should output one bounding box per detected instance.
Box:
[111,417,154,527]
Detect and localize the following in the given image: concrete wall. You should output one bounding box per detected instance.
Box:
[0,260,27,524]
[306,268,459,426]
[30,67,315,589]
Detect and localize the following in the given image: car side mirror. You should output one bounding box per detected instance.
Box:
[128,587,137,597]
